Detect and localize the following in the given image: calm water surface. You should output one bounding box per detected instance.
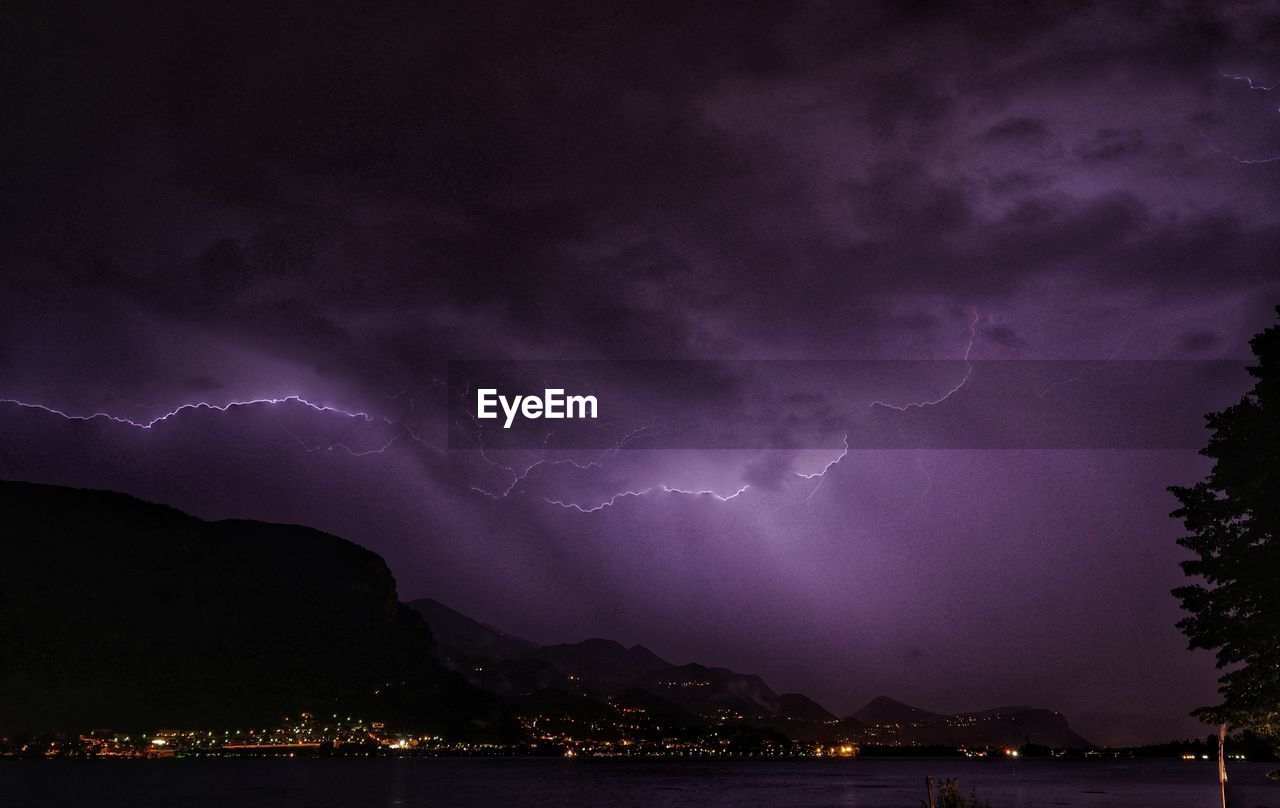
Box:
[2,758,1278,808]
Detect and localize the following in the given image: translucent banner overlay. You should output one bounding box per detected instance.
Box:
[446,360,1248,450]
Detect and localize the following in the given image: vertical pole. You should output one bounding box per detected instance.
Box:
[925,774,935,808]
[1218,723,1228,808]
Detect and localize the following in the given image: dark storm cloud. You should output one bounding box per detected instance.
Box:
[6,0,1278,371]
[1177,329,1222,353]
[1076,128,1148,161]
[984,324,1028,349]
[179,376,225,393]
[983,116,1053,144]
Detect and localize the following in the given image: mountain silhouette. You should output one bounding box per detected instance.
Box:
[778,693,837,722]
[0,479,1093,749]
[851,696,946,725]
[407,598,538,661]
[634,662,782,716]
[0,480,512,738]
[530,639,671,694]
[850,696,1092,748]
[412,599,1094,748]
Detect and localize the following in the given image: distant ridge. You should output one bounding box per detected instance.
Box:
[0,478,1094,750]
[851,696,945,725]
[635,662,782,715]
[407,597,538,661]
[532,639,671,694]
[778,693,837,722]
[849,696,1092,749]
[403,601,1092,748]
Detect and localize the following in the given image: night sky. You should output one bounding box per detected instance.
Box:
[4,2,1280,746]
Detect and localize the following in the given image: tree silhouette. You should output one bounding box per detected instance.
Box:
[1171,306,1280,740]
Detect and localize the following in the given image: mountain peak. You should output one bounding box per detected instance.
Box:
[849,696,1093,748]
[851,696,944,725]
[406,598,538,661]
[778,693,837,722]
[530,639,671,693]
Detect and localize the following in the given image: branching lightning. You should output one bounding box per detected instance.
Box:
[544,483,751,513]
[1219,71,1280,93]
[0,395,385,429]
[536,311,981,513]
[3,309,979,514]
[868,310,981,411]
[1200,131,1280,165]
[1200,70,1280,164]
[467,424,656,500]
[795,434,850,502]
[0,394,446,461]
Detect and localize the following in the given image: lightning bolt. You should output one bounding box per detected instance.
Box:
[2,310,980,514]
[868,310,980,411]
[795,434,850,501]
[0,389,457,459]
[1219,71,1280,92]
[792,312,981,505]
[544,483,751,513]
[530,310,983,512]
[466,424,657,500]
[0,394,449,460]
[1200,130,1280,164]
[1199,70,1280,164]
[539,443,856,513]
[0,395,385,429]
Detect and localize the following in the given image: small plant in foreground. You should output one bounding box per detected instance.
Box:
[924,777,992,808]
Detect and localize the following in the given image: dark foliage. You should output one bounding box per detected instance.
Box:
[927,778,992,808]
[1171,306,1280,739]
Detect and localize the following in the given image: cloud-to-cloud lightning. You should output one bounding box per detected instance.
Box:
[531,311,984,513]
[3,308,983,515]
[1199,70,1280,164]
[868,310,981,412]
[0,395,385,429]
[1219,71,1280,92]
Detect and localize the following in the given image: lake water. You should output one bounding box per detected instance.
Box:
[2,758,1278,807]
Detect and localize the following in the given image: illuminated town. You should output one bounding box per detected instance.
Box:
[5,704,1223,761]
[2,707,853,759]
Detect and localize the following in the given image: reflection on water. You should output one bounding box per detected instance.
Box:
[2,758,1277,808]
